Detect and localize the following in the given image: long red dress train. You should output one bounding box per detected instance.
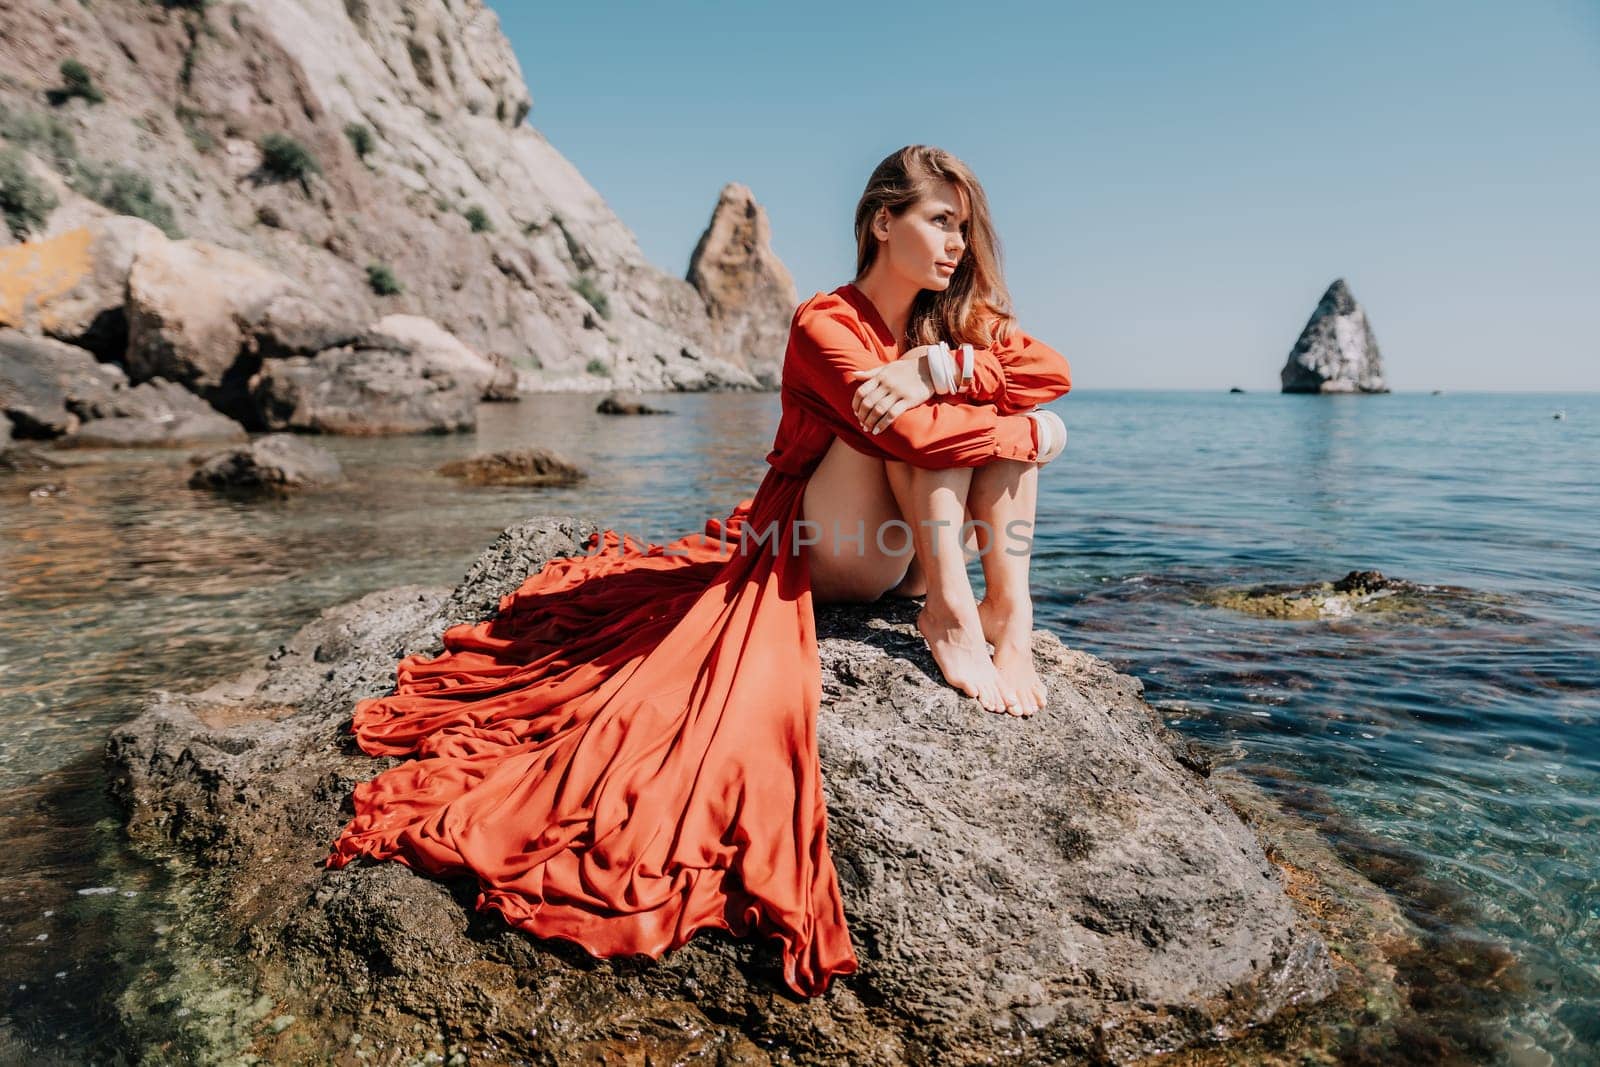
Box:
[325,283,1072,997]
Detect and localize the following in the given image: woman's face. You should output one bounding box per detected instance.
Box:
[874,178,970,292]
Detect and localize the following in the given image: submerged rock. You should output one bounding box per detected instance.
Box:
[1205,569,1440,619]
[105,517,1349,1065]
[596,392,672,415]
[1280,279,1389,394]
[187,434,344,495]
[0,443,63,472]
[437,448,587,486]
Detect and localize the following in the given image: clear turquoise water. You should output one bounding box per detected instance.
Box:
[0,389,1594,1062]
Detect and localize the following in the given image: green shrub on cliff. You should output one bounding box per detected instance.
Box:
[0,146,58,238]
[258,132,320,186]
[50,59,105,106]
[72,163,182,238]
[463,204,493,233]
[343,121,374,161]
[367,262,402,296]
[570,273,610,320]
[0,105,78,168]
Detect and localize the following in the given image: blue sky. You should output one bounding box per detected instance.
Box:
[495,1,1600,391]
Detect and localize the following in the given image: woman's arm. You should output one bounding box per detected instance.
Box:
[849,325,1073,431]
[789,305,1042,469]
[958,326,1073,415]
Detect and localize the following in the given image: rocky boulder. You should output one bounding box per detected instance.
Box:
[687,182,799,389]
[437,448,587,486]
[361,313,518,401]
[1199,569,1509,624]
[0,327,246,446]
[124,236,302,420]
[245,293,365,361]
[187,433,343,495]
[0,216,163,359]
[105,517,1342,1065]
[249,343,477,435]
[0,328,123,437]
[1280,279,1389,394]
[596,392,672,415]
[63,376,249,447]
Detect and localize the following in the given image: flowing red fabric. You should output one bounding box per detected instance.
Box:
[326,283,1071,997]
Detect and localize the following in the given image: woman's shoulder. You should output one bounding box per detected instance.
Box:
[791,286,871,339]
[794,286,855,320]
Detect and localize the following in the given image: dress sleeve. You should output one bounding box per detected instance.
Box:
[788,303,1039,469]
[961,324,1073,414]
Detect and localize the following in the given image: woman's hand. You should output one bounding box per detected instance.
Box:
[1025,409,1068,463]
[846,345,939,435]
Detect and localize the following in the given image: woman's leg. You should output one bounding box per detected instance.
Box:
[881,460,1010,714]
[801,437,918,604]
[804,439,1005,712]
[966,458,1049,715]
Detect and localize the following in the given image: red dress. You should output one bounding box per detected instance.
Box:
[326,282,1072,997]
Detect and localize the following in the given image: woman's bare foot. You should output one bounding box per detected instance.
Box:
[976,596,1049,716]
[916,603,1006,713]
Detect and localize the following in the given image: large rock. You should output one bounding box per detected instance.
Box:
[125,236,302,419]
[245,292,366,361]
[437,447,587,486]
[187,433,343,494]
[597,392,672,415]
[63,377,249,447]
[0,326,246,446]
[362,313,518,401]
[249,342,477,435]
[1280,279,1390,394]
[0,328,122,437]
[104,517,1344,1065]
[687,182,799,388]
[0,217,163,359]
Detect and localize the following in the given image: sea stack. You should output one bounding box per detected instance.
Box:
[1280,279,1390,394]
[686,182,798,388]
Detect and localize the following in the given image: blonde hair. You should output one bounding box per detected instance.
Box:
[852,144,1017,349]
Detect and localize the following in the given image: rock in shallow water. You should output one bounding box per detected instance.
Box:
[187,433,343,495]
[437,447,587,486]
[1199,568,1504,622]
[105,517,1341,1065]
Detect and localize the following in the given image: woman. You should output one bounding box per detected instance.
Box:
[326,145,1071,1001]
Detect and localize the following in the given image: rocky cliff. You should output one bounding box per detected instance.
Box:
[0,0,789,393]
[1280,279,1390,394]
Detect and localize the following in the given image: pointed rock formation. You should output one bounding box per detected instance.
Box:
[1280,279,1389,394]
[686,183,798,388]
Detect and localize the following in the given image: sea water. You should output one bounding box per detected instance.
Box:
[0,389,1594,1062]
